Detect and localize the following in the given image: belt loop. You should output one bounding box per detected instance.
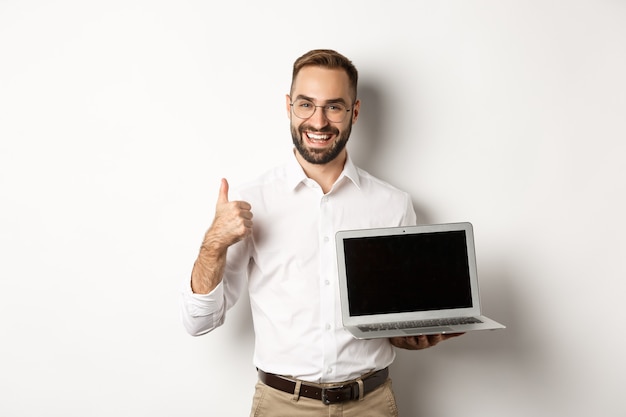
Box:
[291,379,302,402]
[356,378,364,401]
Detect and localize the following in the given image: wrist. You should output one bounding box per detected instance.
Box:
[200,232,229,256]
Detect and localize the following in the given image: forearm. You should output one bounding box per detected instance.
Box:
[191,238,227,294]
[182,236,230,335]
[181,236,247,336]
[182,178,251,335]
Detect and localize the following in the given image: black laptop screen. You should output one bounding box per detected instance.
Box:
[342,230,473,316]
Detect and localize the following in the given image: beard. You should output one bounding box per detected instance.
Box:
[291,120,352,165]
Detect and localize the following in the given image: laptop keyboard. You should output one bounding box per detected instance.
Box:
[357,317,483,332]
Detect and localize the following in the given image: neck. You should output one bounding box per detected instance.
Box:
[295,149,347,194]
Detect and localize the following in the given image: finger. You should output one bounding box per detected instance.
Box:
[412,336,426,349]
[390,337,413,349]
[217,178,229,204]
[417,335,430,348]
[407,336,427,349]
[237,201,253,213]
[427,334,444,346]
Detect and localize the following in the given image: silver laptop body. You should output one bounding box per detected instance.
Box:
[335,222,505,339]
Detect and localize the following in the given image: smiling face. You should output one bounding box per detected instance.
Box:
[287,66,360,165]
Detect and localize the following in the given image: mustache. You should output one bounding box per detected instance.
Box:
[298,124,339,135]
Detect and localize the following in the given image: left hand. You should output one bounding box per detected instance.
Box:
[389,333,465,350]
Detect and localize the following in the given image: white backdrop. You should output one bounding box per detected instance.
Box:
[1,1,625,416]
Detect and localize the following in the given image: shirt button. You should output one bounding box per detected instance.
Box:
[325,280,330,286]
[325,323,331,330]
[323,236,329,243]
[327,368,333,374]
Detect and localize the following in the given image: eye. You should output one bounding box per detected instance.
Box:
[296,100,313,108]
[326,104,345,113]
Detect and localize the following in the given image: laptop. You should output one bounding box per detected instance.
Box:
[335,222,505,339]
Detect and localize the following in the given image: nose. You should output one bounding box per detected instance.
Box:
[308,106,330,129]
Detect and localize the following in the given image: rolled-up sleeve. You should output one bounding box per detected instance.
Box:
[180,281,226,336]
[180,238,250,336]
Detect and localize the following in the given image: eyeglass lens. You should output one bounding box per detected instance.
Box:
[291,99,349,123]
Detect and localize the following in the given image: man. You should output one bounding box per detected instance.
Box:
[180,49,461,417]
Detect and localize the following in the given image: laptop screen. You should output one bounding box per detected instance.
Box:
[342,230,473,317]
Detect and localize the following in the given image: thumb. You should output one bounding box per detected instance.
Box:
[217,178,229,204]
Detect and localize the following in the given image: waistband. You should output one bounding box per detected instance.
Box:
[257,367,389,405]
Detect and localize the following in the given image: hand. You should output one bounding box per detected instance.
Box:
[389,333,464,350]
[203,178,253,249]
[191,179,252,294]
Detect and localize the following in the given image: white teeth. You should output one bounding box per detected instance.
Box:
[307,133,331,140]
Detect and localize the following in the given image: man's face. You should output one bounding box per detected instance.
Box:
[287,66,360,165]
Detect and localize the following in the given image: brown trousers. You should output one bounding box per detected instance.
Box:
[249,378,399,417]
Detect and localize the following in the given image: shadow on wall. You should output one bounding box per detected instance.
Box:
[351,79,433,224]
[348,80,386,173]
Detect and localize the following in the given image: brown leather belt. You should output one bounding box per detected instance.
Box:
[258,367,389,405]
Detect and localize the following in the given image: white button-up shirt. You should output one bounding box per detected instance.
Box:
[180,151,417,382]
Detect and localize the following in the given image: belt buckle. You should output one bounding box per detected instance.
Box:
[321,384,348,405]
[321,387,333,405]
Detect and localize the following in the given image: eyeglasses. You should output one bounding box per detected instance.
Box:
[290,98,353,123]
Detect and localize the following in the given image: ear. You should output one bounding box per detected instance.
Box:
[285,94,292,119]
[351,99,361,124]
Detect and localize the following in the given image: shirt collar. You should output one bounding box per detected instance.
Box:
[338,153,361,189]
[285,148,362,191]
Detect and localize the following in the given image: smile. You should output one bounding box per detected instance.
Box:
[305,132,332,142]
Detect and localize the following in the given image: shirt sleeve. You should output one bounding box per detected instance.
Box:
[400,192,418,226]
[179,238,250,336]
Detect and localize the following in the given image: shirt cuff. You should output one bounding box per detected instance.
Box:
[182,280,225,317]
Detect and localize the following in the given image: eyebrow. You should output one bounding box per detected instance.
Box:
[294,94,350,106]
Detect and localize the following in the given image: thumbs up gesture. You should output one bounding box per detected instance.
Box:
[204,178,253,249]
[192,179,253,294]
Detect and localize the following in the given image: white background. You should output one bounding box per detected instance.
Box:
[1,1,625,416]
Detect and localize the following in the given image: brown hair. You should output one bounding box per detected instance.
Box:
[291,49,359,101]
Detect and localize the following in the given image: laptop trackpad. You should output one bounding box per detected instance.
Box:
[402,326,454,335]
